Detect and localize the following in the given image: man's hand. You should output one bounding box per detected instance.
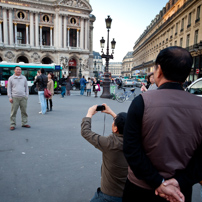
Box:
[101,103,116,118]
[86,105,98,118]
[155,179,184,202]
[9,98,13,103]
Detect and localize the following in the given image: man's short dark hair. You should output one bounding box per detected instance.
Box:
[114,112,127,134]
[40,68,45,74]
[14,66,21,70]
[155,46,193,82]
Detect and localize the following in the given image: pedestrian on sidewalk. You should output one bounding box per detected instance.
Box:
[7,66,30,130]
[34,68,48,114]
[80,76,87,95]
[65,76,72,96]
[86,77,92,96]
[34,70,41,104]
[46,73,54,112]
[59,75,66,98]
[93,78,100,98]
[81,104,128,202]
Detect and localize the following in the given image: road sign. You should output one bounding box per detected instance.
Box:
[196,69,199,74]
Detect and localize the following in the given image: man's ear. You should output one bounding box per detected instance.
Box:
[156,65,163,79]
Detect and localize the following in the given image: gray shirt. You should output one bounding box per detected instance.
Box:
[7,74,29,99]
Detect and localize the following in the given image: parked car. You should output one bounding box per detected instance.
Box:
[186,78,202,97]
[123,79,135,87]
[140,79,147,86]
[71,77,79,90]
[72,78,87,91]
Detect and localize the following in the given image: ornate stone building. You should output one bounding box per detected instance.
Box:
[121,51,133,78]
[109,62,122,77]
[0,0,95,78]
[132,0,202,81]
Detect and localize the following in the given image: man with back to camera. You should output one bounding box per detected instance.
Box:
[7,66,30,130]
[34,68,48,114]
[123,46,202,202]
[81,103,128,202]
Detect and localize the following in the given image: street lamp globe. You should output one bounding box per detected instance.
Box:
[111,38,116,50]
[105,15,112,29]
[100,37,105,49]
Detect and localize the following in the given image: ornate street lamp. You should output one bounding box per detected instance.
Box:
[79,58,82,79]
[100,15,116,98]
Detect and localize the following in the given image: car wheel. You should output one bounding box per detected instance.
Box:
[72,86,76,91]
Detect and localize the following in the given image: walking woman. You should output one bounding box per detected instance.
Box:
[46,73,54,111]
[93,77,100,98]
[66,76,72,96]
[86,77,92,96]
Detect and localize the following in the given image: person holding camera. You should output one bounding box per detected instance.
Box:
[81,104,128,202]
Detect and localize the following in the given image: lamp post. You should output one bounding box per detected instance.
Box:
[79,58,82,79]
[93,60,97,78]
[100,15,116,99]
[98,65,100,79]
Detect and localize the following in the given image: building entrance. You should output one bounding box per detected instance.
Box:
[68,59,77,77]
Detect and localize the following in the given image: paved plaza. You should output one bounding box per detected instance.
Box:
[0,89,201,202]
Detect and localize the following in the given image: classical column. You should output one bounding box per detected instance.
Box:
[3,7,8,44]
[85,19,89,50]
[80,18,84,49]
[50,27,53,47]
[35,12,39,47]
[63,16,67,48]
[14,22,17,45]
[90,26,94,52]
[67,28,70,47]
[58,14,62,48]
[9,9,13,45]
[30,12,34,46]
[77,29,80,48]
[0,21,2,43]
[40,26,42,46]
[26,24,29,45]
[54,11,59,48]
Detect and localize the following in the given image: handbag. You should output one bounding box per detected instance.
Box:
[95,85,99,90]
[44,88,52,98]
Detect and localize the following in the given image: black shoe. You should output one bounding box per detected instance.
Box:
[50,108,52,111]
[47,108,49,112]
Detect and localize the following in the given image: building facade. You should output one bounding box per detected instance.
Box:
[93,51,103,78]
[132,0,202,81]
[0,0,95,78]
[109,62,122,77]
[121,51,133,78]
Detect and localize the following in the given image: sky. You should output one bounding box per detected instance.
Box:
[90,0,169,62]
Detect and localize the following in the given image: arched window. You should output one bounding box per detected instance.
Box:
[42,57,53,64]
[17,56,29,63]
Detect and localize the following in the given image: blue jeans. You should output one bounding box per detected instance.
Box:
[61,86,66,97]
[90,188,122,202]
[80,85,85,95]
[38,91,46,114]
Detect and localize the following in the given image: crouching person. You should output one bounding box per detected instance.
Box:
[81,103,128,202]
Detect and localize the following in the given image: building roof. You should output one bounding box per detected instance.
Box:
[93,51,102,59]
[123,51,133,60]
